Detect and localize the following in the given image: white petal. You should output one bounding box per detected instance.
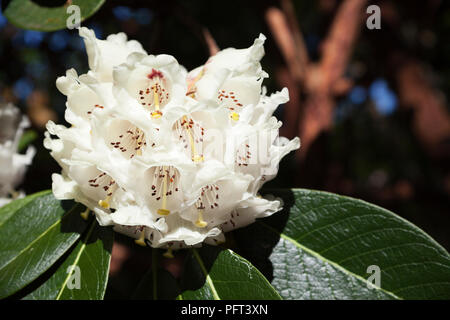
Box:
[52,173,78,199]
[79,27,147,82]
[158,213,222,246]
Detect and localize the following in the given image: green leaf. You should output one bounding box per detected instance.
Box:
[178,246,282,300]
[18,129,37,153]
[22,219,113,300]
[132,249,180,300]
[3,0,105,32]
[0,189,43,226]
[132,246,281,300]
[0,191,88,299]
[233,189,450,300]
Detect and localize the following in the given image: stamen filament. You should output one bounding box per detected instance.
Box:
[98,195,111,208]
[151,86,163,119]
[136,133,144,156]
[80,208,90,220]
[135,229,147,246]
[183,116,204,162]
[163,247,174,259]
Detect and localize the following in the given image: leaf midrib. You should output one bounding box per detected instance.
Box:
[55,219,97,300]
[192,248,220,300]
[179,249,282,300]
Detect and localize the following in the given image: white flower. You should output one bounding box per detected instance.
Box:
[45,28,300,252]
[0,103,35,206]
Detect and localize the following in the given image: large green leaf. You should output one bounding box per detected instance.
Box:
[0,191,87,299]
[178,246,282,300]
[22,219,113,300]
[132,246,282,300]
[0,189,43,226]
[233,189,450,300]
[3,0,105,32]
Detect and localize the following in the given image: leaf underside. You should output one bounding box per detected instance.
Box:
[3,0,105,32]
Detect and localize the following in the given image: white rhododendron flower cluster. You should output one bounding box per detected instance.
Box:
[44,27,300,252]
[0,103,35,206]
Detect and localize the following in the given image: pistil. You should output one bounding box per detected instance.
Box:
[151,166,179,216]
[98,195,111,208]
[195,209,207,228]
[157,170,170,216]
[135,228,147,246]
[175,116,205,162]
[163,247,174,259]
[80,208,90,220]
[151,86,163,119]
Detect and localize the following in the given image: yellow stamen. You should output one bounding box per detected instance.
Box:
[230,112,240,121]
[157,170,170,216]
[163,247,174,259]
[98,195,111,208]
[151,86,162,118]
[195,210,208,228]
[80,208,90,220]
[135,229,147,246]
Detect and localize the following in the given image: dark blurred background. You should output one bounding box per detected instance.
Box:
[0,0,449,268]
